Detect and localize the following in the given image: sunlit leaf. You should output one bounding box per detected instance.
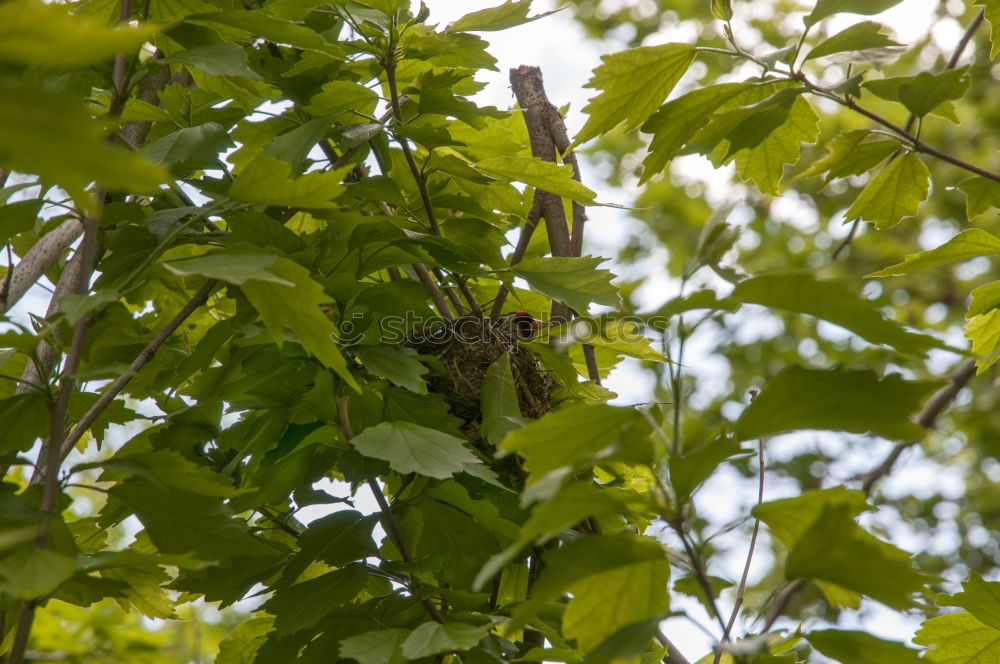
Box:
[400,622,491,658]
[957,176,1000,220]
[574,43,696,147]
[477,156,597,204]
[804,0,904,27]
[797,129,896,183]
[806,629,922,664]
[804,21,902,61]
[230,158,353,208]
[511,256,621,311]
[942,574,1000,631]
[844,152,931,228]
[965,308,1000,374]
[448,0,557,32]
[915,612,1000,663]
[867,229,1000,277]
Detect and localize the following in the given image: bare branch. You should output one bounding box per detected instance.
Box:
[0,219,82,315]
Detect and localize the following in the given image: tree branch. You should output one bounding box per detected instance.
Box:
[0,219,83,315]
[334,396,445,624]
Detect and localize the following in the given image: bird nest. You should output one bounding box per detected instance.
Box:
[407,315,557,442]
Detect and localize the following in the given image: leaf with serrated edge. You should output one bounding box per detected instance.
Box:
[351,421,480,479]
[574,43,695,147]
[958,176,1000,219]
[867,229,1000,277]
[805,21,902,61]
[477,156,596,204]
[844,152,930,228]
[966,309,1000,374]
[511,256,620,311]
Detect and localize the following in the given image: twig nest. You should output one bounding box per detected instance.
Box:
[408,315,557,439]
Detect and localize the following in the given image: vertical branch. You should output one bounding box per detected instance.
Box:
[335,396,444,624]
[509,66,601,382]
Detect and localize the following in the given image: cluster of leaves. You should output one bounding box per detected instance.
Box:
[2,0,1000,663]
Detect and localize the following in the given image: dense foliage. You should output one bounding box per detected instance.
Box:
[2,0,1000,663]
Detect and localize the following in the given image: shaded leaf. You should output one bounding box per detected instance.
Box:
[786,504,929,608]
[241,256,359,390]
[730,273,944,355]
[163,253,294,286]
[806,629,922,664]
[400,622,491,659]
[733,366,941,441]
[354,346,427,394]
[481,353,522,446]
[351,421,480,479]
[0,549,76,599]
[340,628,409,664]
[797,129,897,183]
[942,574,1000,632]
[160,44,261,79]
[265,565,367,635]
[753,487,872,550]
[898,68,971,118]
[216,616,274,664]
[144,122,235,173]
[305,81,379,117]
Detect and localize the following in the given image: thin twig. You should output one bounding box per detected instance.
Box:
[32,279,220,476]
[383,61,440,235]
[670,521,728,633]
[861,357,977,495]
[714,435,765,663]
[831,218,859,260]
[334,396,445,624]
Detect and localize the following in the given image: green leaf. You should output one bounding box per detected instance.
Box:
[753,487,872,551]
[731,94,819,196]
[293,511,378,568]
[448,0,556,32]
[863,76,961,122]
[144,122,235,173]
[474,482,636,590]
[163,253,294,286]
[160,44,262,79]
[980,0,1000,59]
[797,129,897,183]
[187,11,325,49]
[511,256,621,311]
[804,0,904,27]
[785,504,929,608]
[915,612,1000,664]
[305,80,379,117]
[0,549,77,599]
[230,158,352,208]
[481,353,522,446]
[574,43,696,147]
[354,346,427,394]
[804,21,902,61]
[507,534,666,632]
[957,176,1000,220]
[500,403,651,480]
[806,629,922,664]
[640,83,752,184]
[240,256,359,390]
[942,574,1000,631]
[0,199,41,245]
[400,622,491,659]
[0,86,167,207]
[969,280,1000,317]
[898,68,971,118]
[733,366,942,441]
[476,156,597,204]
[216,616,274,664]
[711,0,733,20]
[340,628,410,664]
[351,421,480,479]
[965,308,1000,374]
[0,0,158,67]
[867,229,1000,277]
[109,480,279,562]
[669,436,744,501]
[0,392,51,453]
[265,565,367,635]
[844,152,930,228]
[563,557,669,654]
[730,273,944,355]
